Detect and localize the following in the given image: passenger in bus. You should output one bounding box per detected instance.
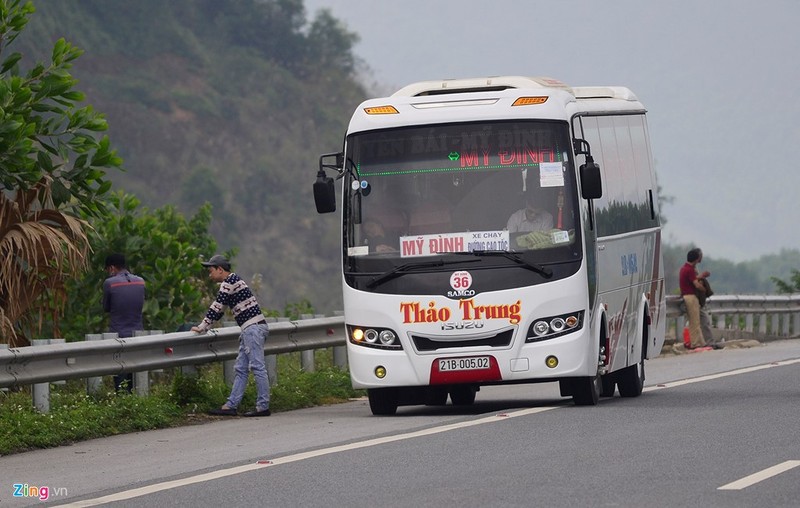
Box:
[506,190,554,233]
[363,219,396,253]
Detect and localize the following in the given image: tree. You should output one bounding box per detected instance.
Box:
[772,269,800,294]
[51,192,232,341]
[305,8,360,76]
[0,0,122,346]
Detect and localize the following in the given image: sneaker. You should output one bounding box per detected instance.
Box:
[208,407,237,416]
[243,408,271,417]
[710,344,724,350]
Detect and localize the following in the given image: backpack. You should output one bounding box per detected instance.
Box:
[696,278,713,307]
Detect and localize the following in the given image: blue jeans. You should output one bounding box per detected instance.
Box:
[226,323,270,411]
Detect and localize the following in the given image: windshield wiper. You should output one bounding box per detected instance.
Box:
[366,258,481,289]
[446,250,553,278]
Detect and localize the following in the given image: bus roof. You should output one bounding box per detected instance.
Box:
[391,76,638,102]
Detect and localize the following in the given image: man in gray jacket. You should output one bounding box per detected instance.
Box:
[103,253,145,391]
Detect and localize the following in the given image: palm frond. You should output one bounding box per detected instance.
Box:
[0,194,89,346]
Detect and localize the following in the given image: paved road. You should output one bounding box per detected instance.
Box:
[2,339,799,507]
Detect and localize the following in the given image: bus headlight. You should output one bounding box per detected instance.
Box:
[533,321,550,336]
[550,317,566,332]
[364,329,379,343]
[526,311,584,342]
[347,325,403,350]
[379,330,397,345]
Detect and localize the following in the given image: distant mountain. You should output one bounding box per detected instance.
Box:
[14,0,793,313]
[16,0,368,313]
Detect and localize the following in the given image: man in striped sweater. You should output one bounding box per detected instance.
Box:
[192,255,271,417]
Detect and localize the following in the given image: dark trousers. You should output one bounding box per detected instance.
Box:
[114,373,133,393]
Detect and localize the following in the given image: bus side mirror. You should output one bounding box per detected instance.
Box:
[314,171,336,213]
[580,159,602,200]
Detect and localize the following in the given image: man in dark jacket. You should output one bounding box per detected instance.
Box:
[103,253,145,391]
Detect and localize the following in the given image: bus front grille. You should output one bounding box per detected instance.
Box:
[411,329,514,352]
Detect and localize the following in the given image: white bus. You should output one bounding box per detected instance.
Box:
[314,76,666,415]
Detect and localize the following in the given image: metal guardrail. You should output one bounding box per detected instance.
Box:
[0,317,346,390]
[2,295,799,394]
[665,294,800,340]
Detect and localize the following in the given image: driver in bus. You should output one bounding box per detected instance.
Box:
[506,189,554,233]
[363,219,396,253]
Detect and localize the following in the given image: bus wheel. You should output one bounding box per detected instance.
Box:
[572,375,600,406]
[368,388,399,415]
[425,386,449,406]
[617,360,645,397]
[449,385,477,406]
[600,374,616,397]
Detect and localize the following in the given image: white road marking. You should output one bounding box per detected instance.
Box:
[56,407,557,507]
[57,357,800,506]
[643,357,800,392]
[718,460,800,490]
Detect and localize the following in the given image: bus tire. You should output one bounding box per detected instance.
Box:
[617,360,644,397]
[600,374,616,397]
[449,385,477,406]
[572,375,600,406]
[368,388,399,415]
[425,386,449,406]
[618,316,647,397]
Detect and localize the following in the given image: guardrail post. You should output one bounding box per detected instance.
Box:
[264,318,278,386]
[85,334,104,394]
[221,322,237,385]
[300,350,315,372]
[333,347,347,369]
[745,313,754,332]
[300,315,316,373]
[782,314,791,337]
[715,313,725,330]
[31,339,51,413]
[794,311,800,337]
[223,360,235,386]
[132,331,151,396]
[759,313,768,335]
[275,317,292,380]
[333,310,347,369]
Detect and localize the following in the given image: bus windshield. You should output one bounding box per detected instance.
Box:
[344,120,581,267]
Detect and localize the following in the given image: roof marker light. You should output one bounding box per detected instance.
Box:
[364,105,399,115]
[512,96,548,106]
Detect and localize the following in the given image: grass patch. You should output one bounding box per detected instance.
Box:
[0,349,363,456]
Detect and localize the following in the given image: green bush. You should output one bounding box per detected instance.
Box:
[0,351,364,456]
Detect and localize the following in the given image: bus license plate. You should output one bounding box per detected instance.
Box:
[438,356,490,372]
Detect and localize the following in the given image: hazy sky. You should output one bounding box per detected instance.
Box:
[304,0,800,262]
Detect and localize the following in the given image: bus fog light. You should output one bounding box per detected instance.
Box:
[374,366,387,378]
[364,329,379,343]
[379,330,397,345]
[545,356,559,369]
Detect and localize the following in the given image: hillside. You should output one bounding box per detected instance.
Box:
[11,0,798,316]
[15,0,366,313]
